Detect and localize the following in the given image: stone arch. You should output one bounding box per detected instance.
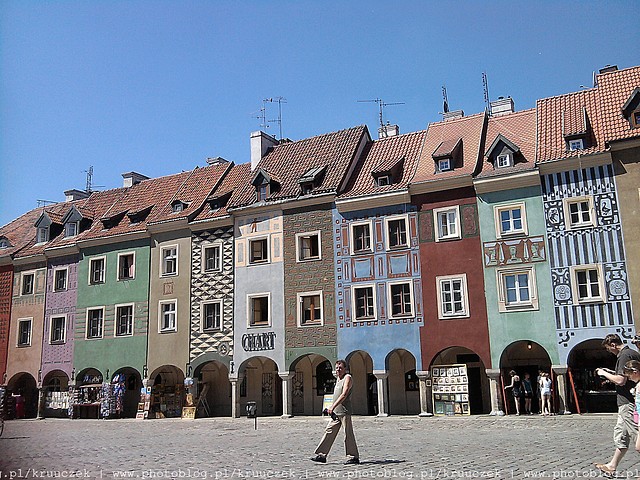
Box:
[193,361,231,417]
[6,372,38,419]
[345,350,374,415]
[385,349,420,415]
[288,353,332,415]
[237,356,281,416]
[147,365,185,419]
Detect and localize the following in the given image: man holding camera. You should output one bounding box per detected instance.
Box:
[311,359,360,465]
[593,333,640,476]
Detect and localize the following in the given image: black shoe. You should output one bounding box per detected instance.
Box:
[345,458,360,465]
[311,455,326,463]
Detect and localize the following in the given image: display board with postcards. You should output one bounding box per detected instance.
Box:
[430,364,470,416]
[45,391,70,410]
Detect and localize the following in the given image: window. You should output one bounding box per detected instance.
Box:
[65,222,78,238]
[495,203,527,237]
[389,281,413,317]
[115,304,134,336]
[249,238,269,264]
[633,111,640,128]
[438,158,452,172]
[0,238,9,249]
[496,267,538,312]
[298,292,323,326]
[434,206,461,241]
[17,318,32,346]
[564,196,594,229]
[436,274,469,319]
[568,139,584,151]
[386,216,408,249]
[89,257,106,284]
[159,300,177,332]
[86,308,104,339]
[202,243,222,272]
[296,232,321,261]
[202,301,222,331]
[161,246,178,276]
[377,175,391,187]
[118,253,135,280]
[36,227,49,244]
[50,316,66,344]
[21,272,35,295]
[257,184,268,201]
[353,285,375,320]
[571,265,605,304]
[249,294,270,327]
[172,202,184,213]
[496,153,512,168]
[53,268,68,292]
[351,222,372,254]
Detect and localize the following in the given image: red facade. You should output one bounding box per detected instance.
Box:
[0,264,13,382]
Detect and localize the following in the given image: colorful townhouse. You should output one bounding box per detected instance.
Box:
[410,111,492,415]
[536,70,636,414]
[474,103,559,414]
[334,128,427,416]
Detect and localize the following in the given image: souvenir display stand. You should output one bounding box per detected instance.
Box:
[71,384,102,419]
[150,383,184,418]
[431,364,471,416]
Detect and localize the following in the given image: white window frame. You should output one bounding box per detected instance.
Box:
[570,264,606,305]
[158,300,178,333]
[568,139,584,151]
[350,220,373,255]
[438,158,452,172]
[352,284,376,321]
[247,293,271,328]
[86,307,105,339]
[377,175,391,186]
[387,280,414,318]
[433,206,461,242]
[385,214,409,250]
[564,196,596,230]
[296,231,322,262]
[17,317,32,346]
[53,267,68,292]
[0,238,9,249]
[117,252,136,281]
[496,266,538,312]
[36,227,49,244]
[248,236,270,265]
[436,274,469,319]
[88,256,106,285]
[201,300,223,332]
[494,203,528,238]
[297,290,324,327]
[114,303,135,337]
[496,153,512,168]
[21,271,35,295]
[160,245,179,277]
[202,242,223,273]
[64,222,78,238]
[49,314,67,344]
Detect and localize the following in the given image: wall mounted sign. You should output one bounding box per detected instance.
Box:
[242,332,276,351]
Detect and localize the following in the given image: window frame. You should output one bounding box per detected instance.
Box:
[377,175,391,187]
[385,214,409,250]
[114,303,135,337]
[433,206,461,242]
[158,299,178,333]
[86,307,105,339]
[248,236,270,265]
[438,158,452,172]
[247,293,271,328]
[297,290,324,327]
[570,264,606,305]
[17,317,32,347]
[350,220,373,255]
[160,245,179,277]
[49,314,67,344]
[36,227,49,244]
[201,300,223,332]
[387,280,414,318]
[436,274,469,319]
[568,138,584,151]
[564,196,596,230]
[88,256,106,285]
[201,241,223,273]
[494,203,528,238]
[64,222,78,238]
[496,153,512,168]
[352,284,376,321]
[496,266,538,312]
[296,231,321,262]
[53,267,68,292]
[21,271,35,295]
[117,252,136,281]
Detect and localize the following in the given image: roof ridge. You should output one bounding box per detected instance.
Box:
[537,88,597,103]
[428,111,485,127]
[373,129,427,142]
[272,125,366,148]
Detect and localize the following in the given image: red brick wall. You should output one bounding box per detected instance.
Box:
[0,265,13,383]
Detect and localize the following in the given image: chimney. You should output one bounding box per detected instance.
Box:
[490,97,515,116]
[206,156,229,165]
[121,172,149,188]
[64,189,90,202]
[599,65,618,74]
[250,131,279,171]
[443,110,464,121]
[378,123,399,139]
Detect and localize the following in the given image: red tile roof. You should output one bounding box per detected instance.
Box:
[596,65,640,143]
[412,112,486,184]
[191,163,253,223]
[229,126,368,209]
[339,130,427,199]
[0,208,45,260]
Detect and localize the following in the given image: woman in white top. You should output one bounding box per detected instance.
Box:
[539,372,552,416]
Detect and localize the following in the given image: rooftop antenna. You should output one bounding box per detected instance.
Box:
[253,100,269,131]
[253,97,287,139]
[357,98,405,136]
[482,72,490,113]
[37,199,56,207]
[442,85,449,114]
[85,166,94,193]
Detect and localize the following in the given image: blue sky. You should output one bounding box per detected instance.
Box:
[1,1,638,227]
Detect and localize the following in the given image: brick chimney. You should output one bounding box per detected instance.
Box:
[250,131,279,171]
[378,123,400,139]
[64,189,90,201]
[490,97,515,116]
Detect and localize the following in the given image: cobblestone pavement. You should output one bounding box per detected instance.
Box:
[1,414,640,479]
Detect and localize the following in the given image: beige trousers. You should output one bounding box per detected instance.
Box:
[314,414,359,459]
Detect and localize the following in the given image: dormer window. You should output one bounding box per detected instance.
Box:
[562,107,590,152]
[376,175,390,187]
[171,201,187,213]
[438,158,452,172]
[252,168,279,203]
[432,139,461,173]
[298,166,326,196]
[257,184,268,201]
[622,88,640,129]
[371,157,404,186]
[37,227,49,244]
[0,237,9,249]
[496,154,512,168]
[65,222,78,238]
[568,139,584,151]
[486,134,520,170]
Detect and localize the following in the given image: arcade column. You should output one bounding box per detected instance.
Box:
[485,369,505,416]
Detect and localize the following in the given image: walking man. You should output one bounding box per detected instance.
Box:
[593,333,640,476]
[311,359,360,465]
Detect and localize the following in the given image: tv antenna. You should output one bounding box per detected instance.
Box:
[482,72,490,113]
[253,97,287,139]
[83,166,104,193]
[442,85,449,114]
[358,98,404,132]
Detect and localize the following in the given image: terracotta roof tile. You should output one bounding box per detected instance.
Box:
[0,208,45,259]
[191,163,253,223]
[596,65,640,142]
